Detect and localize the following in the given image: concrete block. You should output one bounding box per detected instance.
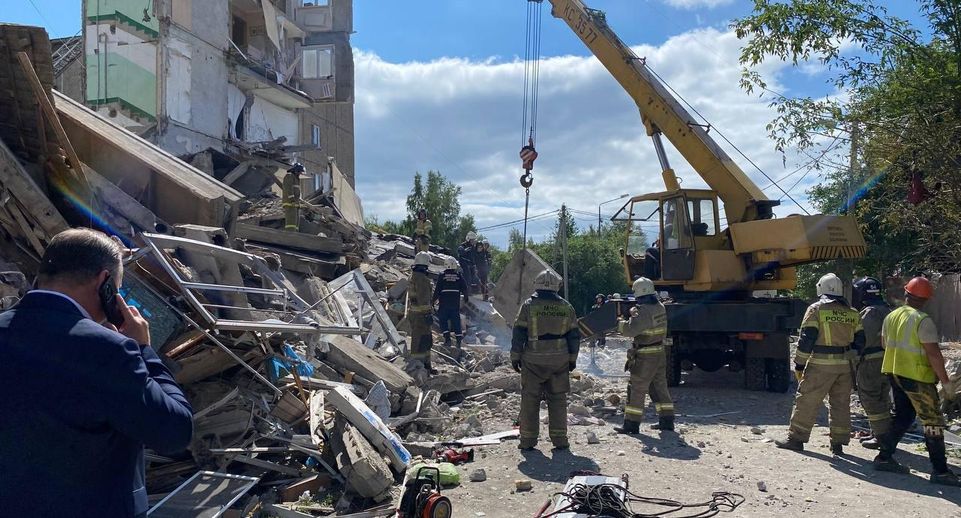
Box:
[327,386,412,473]
[491,249,557,326]
[331,417,393,501]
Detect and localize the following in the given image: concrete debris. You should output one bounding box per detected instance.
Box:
[586,431,601,444]
[514,480,533,492]
[470,469,488,482]
[0,24,523,517]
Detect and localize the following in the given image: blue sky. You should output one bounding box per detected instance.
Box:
[6,0,931,247]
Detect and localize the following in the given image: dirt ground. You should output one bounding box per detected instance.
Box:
[439,339,961,518]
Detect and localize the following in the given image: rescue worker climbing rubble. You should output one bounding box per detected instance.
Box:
[407,252,436,374]
[458,232,479,294]
[433,257,468,352]
[851,276,892,450]
[511,270,580,450]
[281,163,304,232]
[776,273,863,455]
[615,277,674,434]
[414,209,432,253]
[873,276,961,487]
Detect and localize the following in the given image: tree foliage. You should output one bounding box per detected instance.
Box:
[734,0,961,275]
[490,212,634,315]
[368,171,476,251]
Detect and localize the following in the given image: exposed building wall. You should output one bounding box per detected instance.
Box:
[299,101,353,185]
[155,0,231,155]
[295,0,355,186]
[83,0,159,127]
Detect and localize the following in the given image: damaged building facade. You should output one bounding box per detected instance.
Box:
[76,0,355,193]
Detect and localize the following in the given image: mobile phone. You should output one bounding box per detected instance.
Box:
[99,274,125,326]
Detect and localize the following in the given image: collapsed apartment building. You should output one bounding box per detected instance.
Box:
[0,22,557,517]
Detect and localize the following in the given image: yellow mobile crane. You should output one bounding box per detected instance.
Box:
[549,0,867,391]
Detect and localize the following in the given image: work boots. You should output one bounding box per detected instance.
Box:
[830,443,844,456]
[860,437,880,450]
[615,420,640,435]
[650,416,675,431]
[930,470,961,487]
[775,437,805,452]
[872,432,909,473]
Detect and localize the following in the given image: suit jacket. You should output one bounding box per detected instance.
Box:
[0,292,193,517]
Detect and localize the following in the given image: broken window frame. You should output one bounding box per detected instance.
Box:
[327,269,406,354]
[139,233,361,336]
[146,471,260,517]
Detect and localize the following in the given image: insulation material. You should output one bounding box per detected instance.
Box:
[246,96,299,143]
[261,0,281,51]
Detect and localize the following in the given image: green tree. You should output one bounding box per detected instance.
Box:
[394,170,477,251]
[734,0,961,276]
[491,215,632,314]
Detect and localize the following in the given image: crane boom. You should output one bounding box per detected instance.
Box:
[548,0,768,224]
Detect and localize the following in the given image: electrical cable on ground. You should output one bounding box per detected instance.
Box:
[539,483,745,518]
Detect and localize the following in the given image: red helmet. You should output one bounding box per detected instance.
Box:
[904,277,933,299]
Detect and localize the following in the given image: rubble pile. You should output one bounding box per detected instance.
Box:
[0,24,528,517]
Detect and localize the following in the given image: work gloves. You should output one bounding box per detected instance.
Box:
[943,379,959,401]
[511,359,522,373]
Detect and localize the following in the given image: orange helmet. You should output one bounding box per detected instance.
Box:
[904,277,933,299]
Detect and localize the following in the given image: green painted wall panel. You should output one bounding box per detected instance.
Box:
[86,53,157,119]
[85,0,160,35]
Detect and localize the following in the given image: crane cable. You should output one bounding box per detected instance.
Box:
[520,0,544,248]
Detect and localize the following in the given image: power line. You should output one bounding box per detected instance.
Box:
[475,209,558,231]
[24,0,49,25]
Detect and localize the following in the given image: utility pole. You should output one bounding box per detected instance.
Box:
[841,122,860,301]
[560,204,570,299]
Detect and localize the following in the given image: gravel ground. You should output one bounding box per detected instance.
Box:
[437,339,961,518]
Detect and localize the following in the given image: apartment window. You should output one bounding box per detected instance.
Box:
[311,124,321,148]
[302,47,333,79]
[302,0,329,6]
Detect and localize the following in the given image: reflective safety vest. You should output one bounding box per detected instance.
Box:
[881,305,937,383]
[415,219,432,237]
[618,303,667,347]
[517,298,575,361]
[796,299,861,367]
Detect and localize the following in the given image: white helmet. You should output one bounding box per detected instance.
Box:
[816,273,843,297]
[414,252,430,267]
[533,270,561,292]
[445,257,459,270]
[467,231,477,242]
[632,277,655,297]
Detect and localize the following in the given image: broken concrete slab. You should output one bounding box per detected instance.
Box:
[491,248,557,326]
[53,90,242,227]
[331,416,393,501]
[233,222,344,254]
[327,386,412,473]
[321,335,413,394]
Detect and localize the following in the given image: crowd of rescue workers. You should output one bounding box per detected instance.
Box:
[408,211,961,488]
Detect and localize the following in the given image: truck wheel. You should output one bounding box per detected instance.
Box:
[766,358,791,393]
[744,358,766,391]
[666,345,681,387]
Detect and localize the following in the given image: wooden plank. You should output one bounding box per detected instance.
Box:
[5,199,43,255]
[0,137,68,237]
[233,222,344,254]
[15,52,90,194]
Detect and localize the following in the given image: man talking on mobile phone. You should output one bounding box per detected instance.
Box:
[0,228,193,517]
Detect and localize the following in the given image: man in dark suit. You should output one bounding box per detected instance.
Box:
[0,228,193,517]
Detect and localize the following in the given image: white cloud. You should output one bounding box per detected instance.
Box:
[354,28,821,248]
[662,0,734,9]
